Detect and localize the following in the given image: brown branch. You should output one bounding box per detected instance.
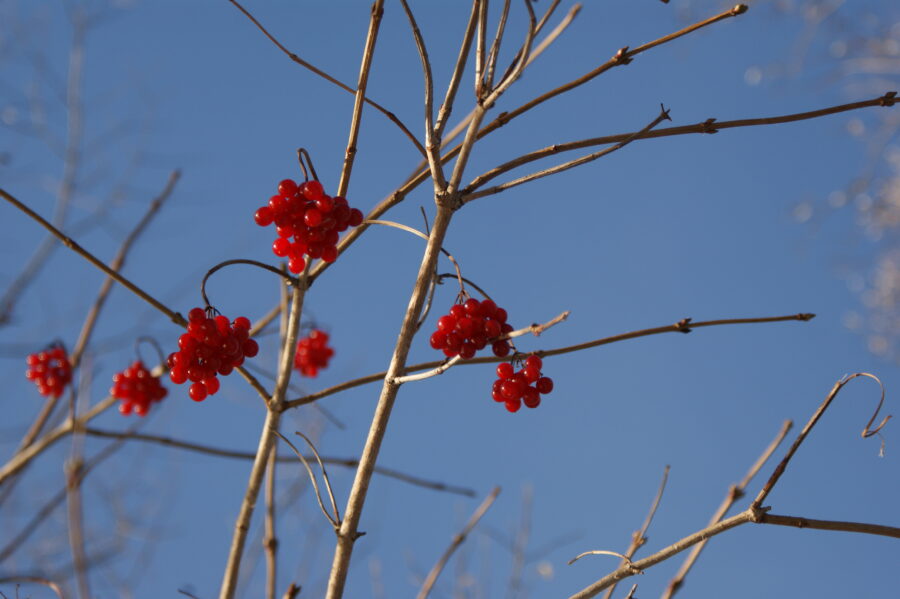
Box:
[65,456,90,599]
[264,439,278,599]
[399,0,446,189]
[757,514,900,539]
[219,269,308,599]
[282,313,815,410]
[751,373,890,511]
[0,18,87,326]
[225,0,425,158]
[78,427,474,496]
[462,105,671,202]
[0,432,127,564]
[434,0,480,140]
[336,0,384,198]
[416,486,501,599]
[0,577,64,598]
[325,206,456,599]
[661,419,793,599]
[0,187,185,326]
[568,510,755,599]
[603,465,670,599]
[472,92,900,180]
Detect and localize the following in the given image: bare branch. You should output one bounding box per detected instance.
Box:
[462,105,671,203]
[758,513,900,539]
[484,0,511,91]
[399,0,447,189]
[283,313,815,410]
[0,577,64,598]
[0,187,186,326]
[416,486,501,599]
[603,465,670,599]
[219,269,308,599]
[78,427,475,496]
[752,373,890,511]
[434,1,480,139]
[264,444,278,599]
[274,431,339,529]
[661,420,793,599]
[325,206,456,598]
[337,0,385,199]
[225,0,426,158]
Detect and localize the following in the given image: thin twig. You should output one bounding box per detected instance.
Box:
[264,433,278,599]
[283,313,814,410]
[77,427,475,496]
[568,511,755,599]
[484,0,511,91]
[661,420,792,599]
[225,0,425,157]
[399,0,447,189]
[752,373,890,510]
[757,513,900,538]
[416,486,501,599]
[65,456,90,599]
[603,465,670,599]
[0,17,86,326]
[337,0,384,198]
[219,268,308,599]
[568,550,636,567]
[391,310,569,385]
[462,105,671,202]
[274,431,340,529]
[0,577,64,598]
[0,433,128,564]
[434,0,480,139]
[0,187,185,326]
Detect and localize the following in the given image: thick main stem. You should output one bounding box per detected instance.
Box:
[325,205,454,599]
[219,280,306,599]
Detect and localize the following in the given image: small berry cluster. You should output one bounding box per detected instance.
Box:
[25,345,72,398]
[492,355,554,413]
[254,179,363,273]
[111,360,168,416]
[429,298,513,359]
[294,329,334,377]
[168,308,259,402]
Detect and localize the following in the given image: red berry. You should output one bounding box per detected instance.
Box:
[254,206,273,227]
[523,387,541,408]
[492,341,511,357]
[294,329,335,377]
[497,363,514,379]
[536,377,554,394]
[278,179,298,197]
[273,238,291,257]
[525,355,542,371]
[303,180,324,200]
[189,382,208,402]
[505,398,522,413]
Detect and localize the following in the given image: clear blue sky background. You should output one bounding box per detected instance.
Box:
[1,1,898,598]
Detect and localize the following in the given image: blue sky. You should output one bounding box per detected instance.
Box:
[1,1,898,598]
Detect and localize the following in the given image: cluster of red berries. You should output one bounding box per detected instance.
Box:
[111,360,168,416]
[25,345,72,398]
[430,298,513,359]
[167,308,259,402]
[492,355,554,413]
[253,179,363,273]
[294,329,334,377]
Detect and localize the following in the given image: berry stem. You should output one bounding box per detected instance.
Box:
[201,259,299,310]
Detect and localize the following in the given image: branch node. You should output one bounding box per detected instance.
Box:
[613,46,633,65]
[731,4,749,16]
[701,118,719,134]
[880,91,897,107]
[675,318,692,333]
[797,312,816,321]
